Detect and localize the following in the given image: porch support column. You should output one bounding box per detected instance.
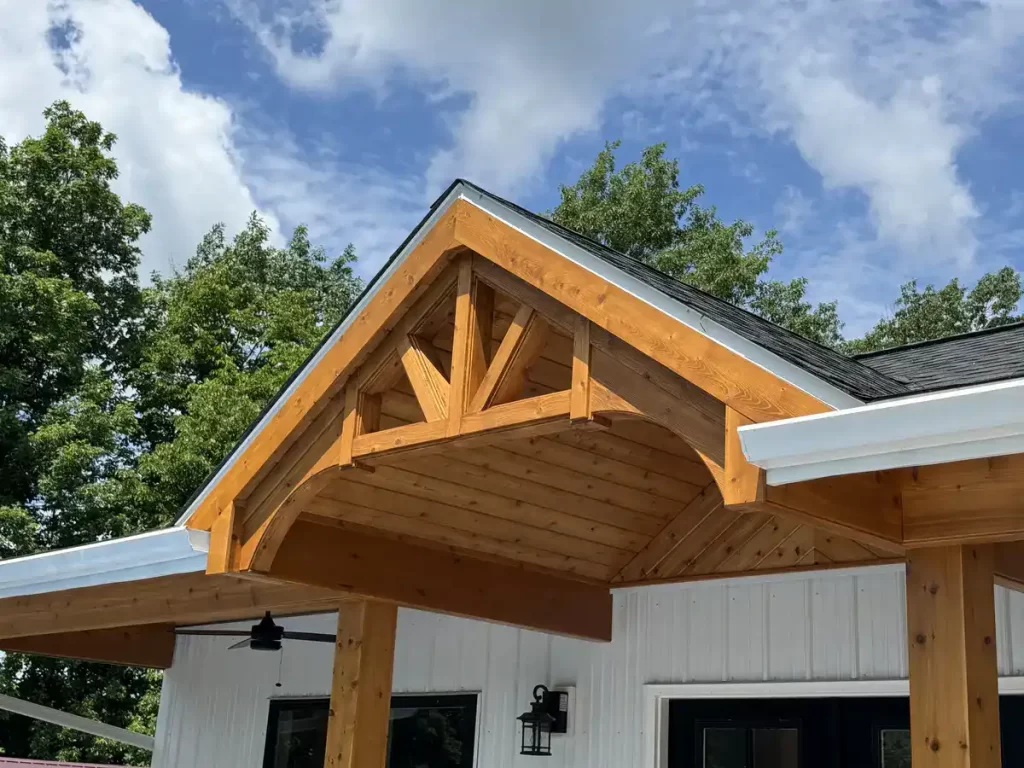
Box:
[324,600,398,768]
[906,545,1001,768]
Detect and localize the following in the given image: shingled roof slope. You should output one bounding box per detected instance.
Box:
[460,181,908,402]
[854,322,1024,394]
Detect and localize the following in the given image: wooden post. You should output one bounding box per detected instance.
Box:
[906,545,1001,768]
[324,600,398,768]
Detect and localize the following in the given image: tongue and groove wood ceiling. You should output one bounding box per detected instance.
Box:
[296,282,888,585]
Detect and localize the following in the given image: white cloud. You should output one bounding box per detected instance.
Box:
[231,0,1024,274]
[0,0,272,279]
[774,186,813,236]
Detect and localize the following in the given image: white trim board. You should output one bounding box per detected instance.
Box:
[643,678,1024,768]
[0,692,155,751]
[0,526,208,599]
[739,376,1024,484]
[177,181,863,526]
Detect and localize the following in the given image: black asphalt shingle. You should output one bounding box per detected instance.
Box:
[854,322,1024,395]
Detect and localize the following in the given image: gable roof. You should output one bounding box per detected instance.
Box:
[855,321,1024,395]
[173,180,1020,525]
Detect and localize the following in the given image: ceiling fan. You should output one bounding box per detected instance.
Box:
[174,612,336,651]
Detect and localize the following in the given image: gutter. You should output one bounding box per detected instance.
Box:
[738,377,1024,485]
[0,693,154,751]
[0,527,209,600]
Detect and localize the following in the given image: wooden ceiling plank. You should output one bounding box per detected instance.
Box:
[0,625,175,669]
[269,519,614,641]
[454,443,684,519]
[718,517,802,573]
[613,484,724,583]
[496,434,703,502]
[551,429,712,487]
[653,508,743,580]
[813,532,878,564]
[338,464,637,557]
[305,500,616,581]
[397,454,654,547]
[681,511,772,576]
[755,526,814,571]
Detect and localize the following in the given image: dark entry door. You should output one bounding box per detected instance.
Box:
[669,695,1024,768]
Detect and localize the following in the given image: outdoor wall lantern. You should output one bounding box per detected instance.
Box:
[517,685,568,756]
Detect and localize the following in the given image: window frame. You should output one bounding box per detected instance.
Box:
[262,693,480,768]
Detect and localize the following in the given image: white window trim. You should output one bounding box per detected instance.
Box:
[643,677,1024,768]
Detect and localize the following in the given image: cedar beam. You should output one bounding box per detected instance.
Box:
[994,541,1024,592]
[570,315,592,422]
[448,258,492,436]
[267,519,613,641]
[0,625,176,669]
[324,601,397,768]
[467,304,549,412]
[906,545,1001,768]
[397,334,449,422]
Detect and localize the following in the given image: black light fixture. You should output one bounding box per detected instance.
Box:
[517,685,568,756]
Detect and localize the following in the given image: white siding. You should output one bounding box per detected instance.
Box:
[152,567,1024,768]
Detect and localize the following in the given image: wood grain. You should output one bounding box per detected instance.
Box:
[906,545,1001,768]
[0,625,175,669]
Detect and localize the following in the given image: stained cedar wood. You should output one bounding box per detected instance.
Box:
[269,518,613,641]
[324,601,397,768]
[570,315,592,421]
[903,454,1024,546]
[722,406,764,506]
[188,197,830,534]
[185,210,462,532]
[455,202,830,423]
[906,545,1002,768]
[467,304,549,412]
[0,625,176,669]
[0,572,347,640]
[397,334,449,422]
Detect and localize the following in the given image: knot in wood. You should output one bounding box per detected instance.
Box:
[916,633,927,645]
[930,739,941,752]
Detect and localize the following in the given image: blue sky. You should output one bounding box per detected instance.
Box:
[3,0,1024,336]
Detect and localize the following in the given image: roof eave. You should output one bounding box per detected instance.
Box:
[738,377,1024,484]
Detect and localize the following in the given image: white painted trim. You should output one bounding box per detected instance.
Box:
[173,181,864,525]
[173,184,468,525]
[0,692,155,751]
[739,376,1024,484]
[0,526,209,599]
[644,678,1024,768]
[614,562,905,597]
[458,189,863,412]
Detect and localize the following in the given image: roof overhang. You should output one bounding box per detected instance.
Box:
[0,527,208,600]
[175,182,863,525]
[739,377,1024,484]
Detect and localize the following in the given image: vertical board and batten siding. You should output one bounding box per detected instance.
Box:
[151,568,1024,768]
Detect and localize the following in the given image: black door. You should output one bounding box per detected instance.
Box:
[669,695,1024,768]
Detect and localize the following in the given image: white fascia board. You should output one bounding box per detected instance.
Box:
[0,692,155,751]
[0,527,209,599]
[457,188,863,412]
[739,377,1024,485]
[174,183,468,525]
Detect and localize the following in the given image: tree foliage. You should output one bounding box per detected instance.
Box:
[552,141,843,347]
[0,103,360,764]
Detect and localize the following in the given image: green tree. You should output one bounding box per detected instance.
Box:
[0,103,361,764]
[552,141,842,346]
[846,268,1022,354]
[0,101,149,514]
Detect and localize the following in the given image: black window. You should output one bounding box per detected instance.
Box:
[263,694,478,768]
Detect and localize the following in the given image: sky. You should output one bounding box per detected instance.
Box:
[2,1,1024,336]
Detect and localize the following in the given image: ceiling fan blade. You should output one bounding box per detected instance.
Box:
[227,638,252,651]
[281,631,337,644]
[174,629,250,637]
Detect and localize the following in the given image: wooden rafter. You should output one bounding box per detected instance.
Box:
[397,334,449,422]
[570,315,592,422]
